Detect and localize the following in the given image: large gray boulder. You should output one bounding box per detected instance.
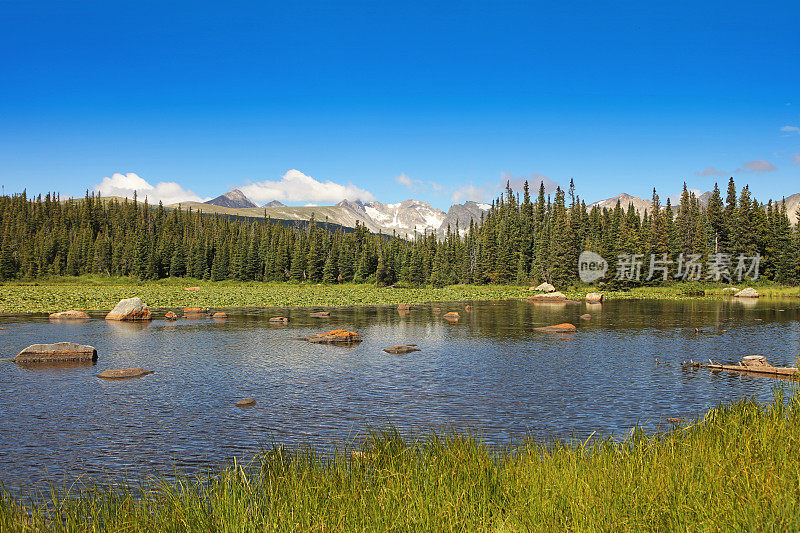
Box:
[734,287,759,298]
[14,342,97,364]
[105,297,152,321]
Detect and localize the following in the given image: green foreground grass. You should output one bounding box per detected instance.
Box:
[2,391,799,531]
[1,276,799,314]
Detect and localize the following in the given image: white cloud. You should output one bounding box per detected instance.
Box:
[741,159,777,173]
[694,166,727,177]
[240,169,374,204]
[452,184,491,203]
[780,125,800,135]
[395,172,418,189]
[94,172,205,205]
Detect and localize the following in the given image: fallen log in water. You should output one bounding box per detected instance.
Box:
[684,355,798,377]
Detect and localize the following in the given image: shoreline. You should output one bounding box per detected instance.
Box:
[1,392,798,530]
[0,276,798,314]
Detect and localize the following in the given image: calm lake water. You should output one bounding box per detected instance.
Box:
[1,298,799,490]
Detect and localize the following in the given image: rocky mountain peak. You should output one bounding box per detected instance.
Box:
[204,189,257,209]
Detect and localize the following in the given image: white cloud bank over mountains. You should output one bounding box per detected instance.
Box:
[94,172,207,205]
[240,169,375,203]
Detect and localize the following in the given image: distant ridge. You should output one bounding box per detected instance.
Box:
[204,189,257,209]
[264,200,286,207]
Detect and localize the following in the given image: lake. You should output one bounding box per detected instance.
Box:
[1,298,798,490]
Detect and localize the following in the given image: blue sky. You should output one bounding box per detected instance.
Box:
[1,0,798,209]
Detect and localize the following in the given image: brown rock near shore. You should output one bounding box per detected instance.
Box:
[164,311,178,321]
[105,297,152,321]
[527,292,567,302]
[305,329,362,344]
[310,311,331,318]
[397,303,411,310]
[236,398,255,407]
[183,307,210,318]
[443,312,460,321]
[98,368,152,379]
[269,316,289,323]
[535,323,577,333]
[49,310,90,320]
[14,342,98,363]
[585,292,603,303]
[212,312,227,319]
[383,345,421,354]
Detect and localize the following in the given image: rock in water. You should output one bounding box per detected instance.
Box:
[533,282,556,292]
[236,398,256,407]
[580,314,592,320]
[98,368,152,379]
[397,303,411,310]
[212,312,227,319]
[183,307,210,318]
[527,292,567,301]
[105,298,152,321]
[310,311,331,318]
[585,292,603,303]
[383,345,421,354]
[305,329,361,344]
[14,342,97,363]
[535,323,577,333]
[269,316,289,323]
[49,310,90,320]
[164,311,178,321]
[443,312,460,321]
[734,287,759,298]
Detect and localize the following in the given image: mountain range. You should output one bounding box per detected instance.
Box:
[189,188,800,237]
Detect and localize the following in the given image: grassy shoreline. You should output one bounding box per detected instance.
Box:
[2,391,798,531]
[1,276,799,314]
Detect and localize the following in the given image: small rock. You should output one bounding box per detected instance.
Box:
[397,303,411,310]
[305,329,362,344]
[534,323,577,333]
[533,282,556,292]
[310,311,331,318]
[212,312,227,319]
[164,311,178,321]
[527,292,567,302]
[734,287,759,298]
[105,297,152,321]
[585,292,603,303]
[184,286,201,291]
[465,305,472,312]
[443,312,460,321]
[14,342,97,363]
[269,316,289,323]
[236,398,255,407]
[383,345,421,354]
[49,310,90,320]
[183,307,210,318]
[580,313,591,320]
[666,418,683,424]
[98,368,152,379]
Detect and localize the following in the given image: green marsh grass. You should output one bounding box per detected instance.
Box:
[3,390,800,531]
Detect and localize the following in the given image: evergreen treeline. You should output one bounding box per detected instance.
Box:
[1,178,798,285]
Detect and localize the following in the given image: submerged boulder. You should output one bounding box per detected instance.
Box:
[383,345,421,354]
[105,298,152,321]
[533,282,556,292]
[305,329,361,344]
[164,311,178,321]
[98,368,152,379]
[49,310,90,320]
[310,311,331,318]
[14,342,97,363]
[580,314,592,320]
[212,312,228,319]
[269,316,289,323]
[236,398,255,407]
[585,292,603,303]
[443,312,460,321]
[183,307,210,318]
[535,323,577,333]
[734,287,759,298]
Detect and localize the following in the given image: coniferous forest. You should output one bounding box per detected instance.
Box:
[0,178,798,286]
